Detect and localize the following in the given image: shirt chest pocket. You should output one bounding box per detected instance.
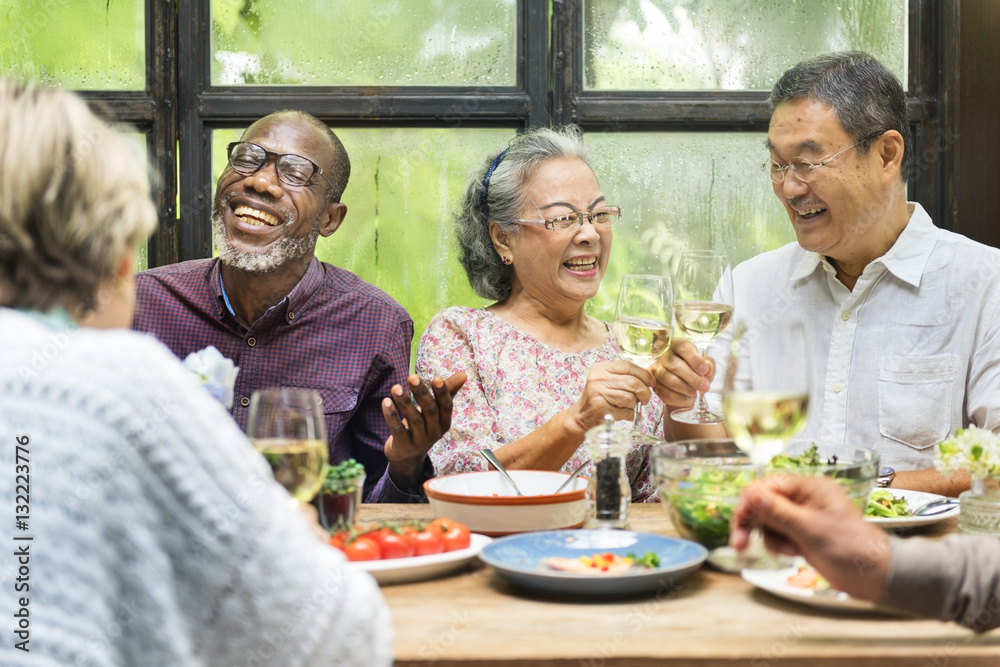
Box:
[878,355,957,450]
[281,384,359,441]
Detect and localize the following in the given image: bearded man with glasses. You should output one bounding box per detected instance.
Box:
[651,51,1000,497]
[133,110,465,502]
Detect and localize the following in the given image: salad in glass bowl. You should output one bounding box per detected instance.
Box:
[652,439,879,550]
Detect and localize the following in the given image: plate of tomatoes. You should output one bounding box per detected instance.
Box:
[330,518,491,585]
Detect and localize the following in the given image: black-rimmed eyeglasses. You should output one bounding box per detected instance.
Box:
[226,141,335,190]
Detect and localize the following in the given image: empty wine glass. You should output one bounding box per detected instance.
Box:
[613,273,674,445]
[670,250,734,424]
[247,388,329,505]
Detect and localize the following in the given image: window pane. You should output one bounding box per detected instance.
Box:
[124,133,150,271]
[584,0,908,91]
[211,1,517,86]
[584,132,793,322]
[211,127,513,359]
[0,0,145,90]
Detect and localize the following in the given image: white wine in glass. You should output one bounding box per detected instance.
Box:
[248,388,329,504]
[722,321,810,466]
[718,320,810,572]
[671,251,734,424]
[613,274,673,444]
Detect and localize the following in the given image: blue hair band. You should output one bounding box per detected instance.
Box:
[479,147,510,218]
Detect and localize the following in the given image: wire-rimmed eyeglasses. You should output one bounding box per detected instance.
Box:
[227,141,335,191]
[763,130,887,184]
[513,205,621,231]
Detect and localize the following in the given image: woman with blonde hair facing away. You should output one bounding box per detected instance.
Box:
[417,127,705,498]
[0,79,389,666]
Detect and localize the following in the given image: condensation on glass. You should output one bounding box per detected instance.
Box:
[583,132,792,322]
[210,1,516,86]
[125,133,150,271]
[0,0,145,90]
[583,0,908,91]
[211,127,512,361]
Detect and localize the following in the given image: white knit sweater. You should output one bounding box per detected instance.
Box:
[0,309,392,666]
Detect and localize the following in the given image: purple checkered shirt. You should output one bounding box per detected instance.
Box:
[132,257,429,502]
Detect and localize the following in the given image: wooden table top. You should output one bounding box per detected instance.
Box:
[358,504,999,666]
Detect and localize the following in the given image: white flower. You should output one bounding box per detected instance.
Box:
[183,346,239,410]
[935,426,1000,480]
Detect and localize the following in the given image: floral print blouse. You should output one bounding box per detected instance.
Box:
[416,306,662,502]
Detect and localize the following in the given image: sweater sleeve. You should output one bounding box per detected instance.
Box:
[126,338,395,665]
[881,534,1000,632]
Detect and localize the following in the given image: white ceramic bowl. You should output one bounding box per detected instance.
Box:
[424,470,589,536]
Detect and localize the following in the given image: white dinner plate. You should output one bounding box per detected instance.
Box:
[478,530,707,597]
[741,560,884,613]
[864,489,960,529]
[349,533,492,585]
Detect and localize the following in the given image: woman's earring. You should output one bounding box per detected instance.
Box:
[502,256,511,265]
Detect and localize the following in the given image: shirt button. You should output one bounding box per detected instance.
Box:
[247,337,256,347]
[240,396,250,407]
[832,382,842,393]
[841,311,850,321]
[288,312,296,321]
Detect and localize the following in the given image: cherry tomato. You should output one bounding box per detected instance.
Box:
[412,527,445,556]
[343,536,381,561]
[441,524,471,552]
[329,530,348,551]
[369,527,415,560]
[430,518,472,552]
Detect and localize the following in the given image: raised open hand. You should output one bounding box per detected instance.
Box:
[382,371,467,488]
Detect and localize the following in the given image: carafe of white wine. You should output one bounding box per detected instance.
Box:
[583,416,632,529]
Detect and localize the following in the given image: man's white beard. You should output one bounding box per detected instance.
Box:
[212,209,319,274]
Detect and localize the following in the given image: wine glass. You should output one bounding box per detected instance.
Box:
[670,250,734,424]
[723,321,810,467]
[720,319,810,571]
[613,274,674,445]
[247,388,329,504]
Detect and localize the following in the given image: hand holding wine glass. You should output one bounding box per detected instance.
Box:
[613,274,673,444]
[247,388,329,504]
[671,250,734,424]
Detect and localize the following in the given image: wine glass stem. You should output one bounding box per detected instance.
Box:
[690,343,711,417]
[633,404,644,432]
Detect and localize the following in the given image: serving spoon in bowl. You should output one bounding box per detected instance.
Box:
[553,461,589,494]
[480,448,524,496]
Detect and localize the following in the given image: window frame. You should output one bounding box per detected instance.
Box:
[550,0,945,228]
[173,0,548,263]
[67,0,982,267]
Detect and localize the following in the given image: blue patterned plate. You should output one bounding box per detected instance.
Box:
[478,530,707,597]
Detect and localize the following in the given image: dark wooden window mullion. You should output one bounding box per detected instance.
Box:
[522,0,549,128]
[147,0,178,268]
[551,0,582,127]
[177,0,214,262]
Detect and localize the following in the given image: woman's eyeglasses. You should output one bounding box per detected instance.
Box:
[514,205,621,231]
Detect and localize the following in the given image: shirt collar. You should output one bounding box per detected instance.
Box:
[790,202,934,288]
[209,256,324,325]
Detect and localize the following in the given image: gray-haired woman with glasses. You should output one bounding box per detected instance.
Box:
[416,126,701,499]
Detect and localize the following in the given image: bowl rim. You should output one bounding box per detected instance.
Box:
[424,470,588,506]
[652,438,879,467]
